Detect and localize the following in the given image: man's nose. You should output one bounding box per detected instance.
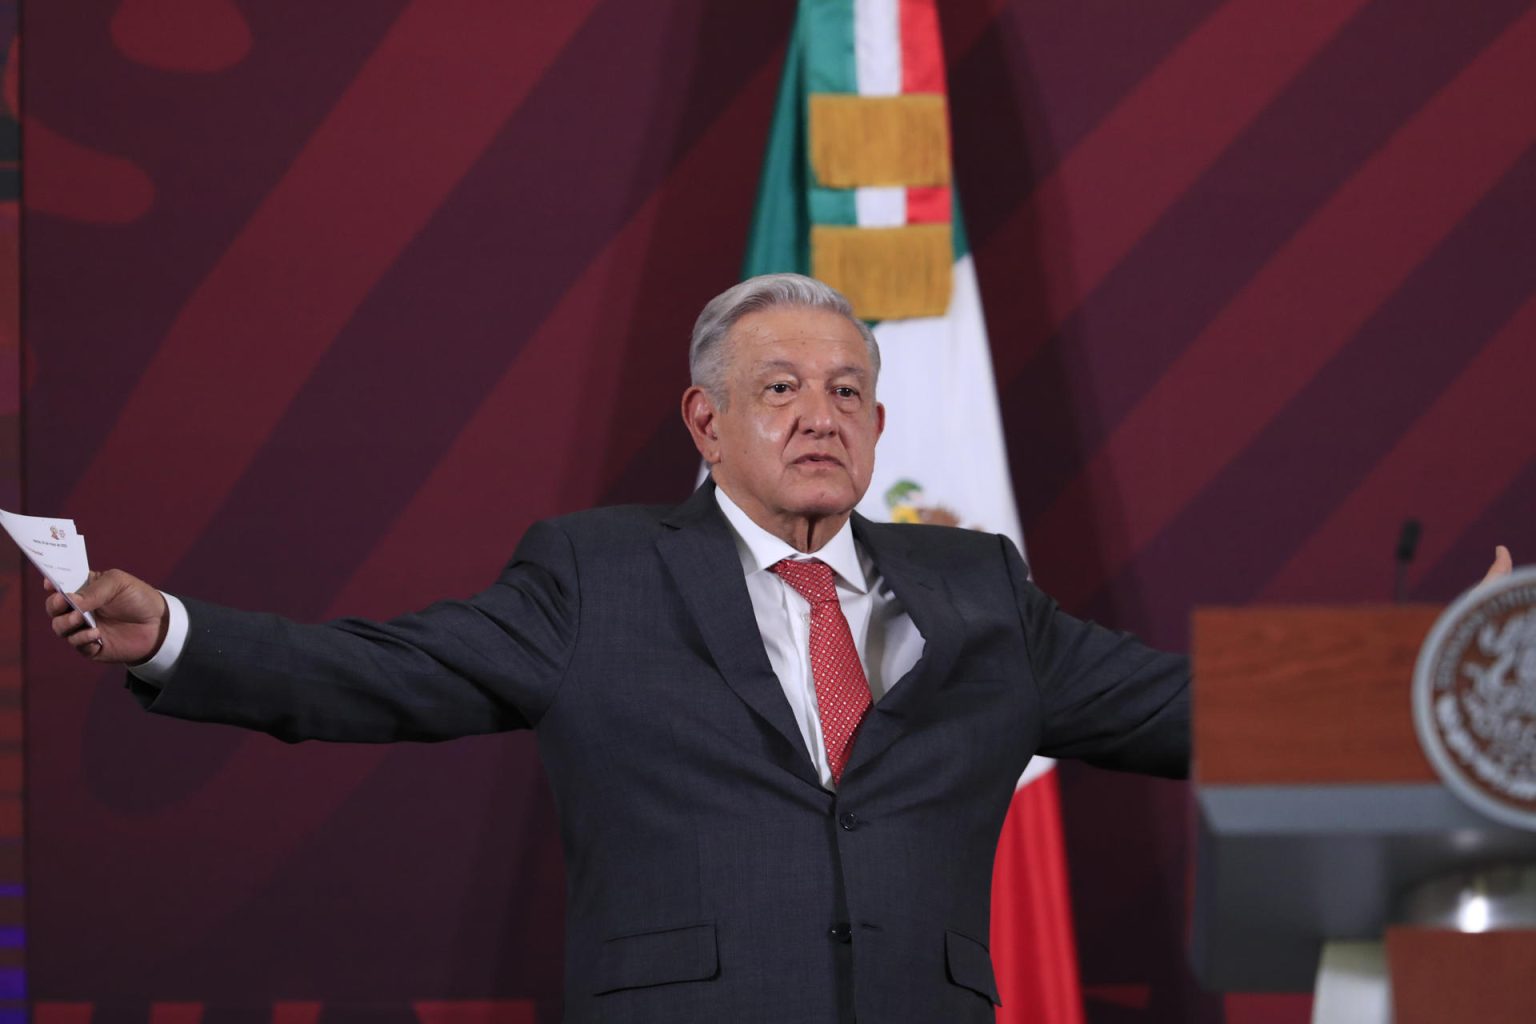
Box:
[797,390,837,434]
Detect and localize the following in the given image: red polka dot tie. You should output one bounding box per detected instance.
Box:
[770,558,872,785]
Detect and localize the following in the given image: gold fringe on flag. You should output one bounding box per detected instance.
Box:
[808,94,951,188]
[812,224,953,320]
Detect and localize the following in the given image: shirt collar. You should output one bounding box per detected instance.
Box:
[713,483,869,594]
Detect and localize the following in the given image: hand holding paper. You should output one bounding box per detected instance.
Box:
[0,509,96,627]
[41,568,169,664]
[2,508,169,663]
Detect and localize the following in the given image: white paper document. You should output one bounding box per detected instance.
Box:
[0,508,96,627]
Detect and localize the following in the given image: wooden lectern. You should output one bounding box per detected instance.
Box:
[1189,606,1536,1023]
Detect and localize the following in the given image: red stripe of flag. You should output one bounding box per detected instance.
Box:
[991,769,1086,1024]
[900,0,945,93]
[905,185,951,223]
[900,0,951,225]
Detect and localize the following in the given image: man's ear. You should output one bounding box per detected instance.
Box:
[874,401,886,441]
[682,386,722,463]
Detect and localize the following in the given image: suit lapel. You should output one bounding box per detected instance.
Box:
[844,514,964,779]
[657,483,821,789]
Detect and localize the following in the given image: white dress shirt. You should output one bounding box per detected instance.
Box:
[713,487,925,790]
[133,489,927,789]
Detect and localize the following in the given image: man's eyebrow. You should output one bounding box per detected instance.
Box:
[750,359,870,381]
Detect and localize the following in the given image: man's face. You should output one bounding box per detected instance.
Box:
[693,306,884,529]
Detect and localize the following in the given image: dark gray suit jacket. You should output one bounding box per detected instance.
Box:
[137,481,1188,1023]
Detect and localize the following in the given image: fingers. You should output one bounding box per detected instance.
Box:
[52,607,103,656]
[1481,545,1514,586]
[43,570,124,617]
[67,629,105,657]
[49,606,104,661]
[50,607,90,638]
[45,590,100,617]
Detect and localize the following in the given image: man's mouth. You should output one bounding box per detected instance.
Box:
[793,453,843,467]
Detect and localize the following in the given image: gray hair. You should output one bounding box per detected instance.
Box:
[689,273,881,405]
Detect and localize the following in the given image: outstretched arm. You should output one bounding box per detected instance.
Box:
[1000,536,1190,779]
[40,520,580,743]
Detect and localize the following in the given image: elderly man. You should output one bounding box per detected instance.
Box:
[43,274,1508,1022]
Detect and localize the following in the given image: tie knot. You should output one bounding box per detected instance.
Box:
[770,558,839,605]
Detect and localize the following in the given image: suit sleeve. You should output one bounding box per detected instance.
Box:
[1001,535,1190,778]
[129,519,580,743]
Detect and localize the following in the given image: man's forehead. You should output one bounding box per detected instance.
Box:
[732,306,863,342]
[729,308,869,364]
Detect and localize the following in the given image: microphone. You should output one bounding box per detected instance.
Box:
[1394,518,1421,602]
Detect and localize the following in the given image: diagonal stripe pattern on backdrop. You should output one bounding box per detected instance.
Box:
[983,0,1372,383]
[65,0,603,582]
[1262,291,1536,602]
[1031,5,1536,612]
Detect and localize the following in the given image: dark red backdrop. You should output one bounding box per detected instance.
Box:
[20,2,1536,1023]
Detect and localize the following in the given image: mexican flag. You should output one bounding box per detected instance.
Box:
[742,2,1085,1021]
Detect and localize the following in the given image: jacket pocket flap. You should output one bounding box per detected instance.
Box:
[945,928,1001,1005]
[594,921,719,995]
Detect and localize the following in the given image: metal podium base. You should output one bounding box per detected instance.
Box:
[1310,864,1536,1024]
[1394,863,1536,931]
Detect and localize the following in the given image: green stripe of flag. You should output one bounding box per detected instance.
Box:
[801,1,858,224]
[810,186,858,226]
[742,22,810,276]
[801,0,858,94]
[952,190,971,262]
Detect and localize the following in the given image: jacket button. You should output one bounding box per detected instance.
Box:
[828,922,852,943]
[838,812,860,831]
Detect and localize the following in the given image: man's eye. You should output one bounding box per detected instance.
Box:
[767,383,791,394]
[834,387,858,398]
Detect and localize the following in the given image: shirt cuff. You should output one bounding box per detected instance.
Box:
[128,591,189,684]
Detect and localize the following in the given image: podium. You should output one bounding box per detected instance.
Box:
[1189,605,1536,1022]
